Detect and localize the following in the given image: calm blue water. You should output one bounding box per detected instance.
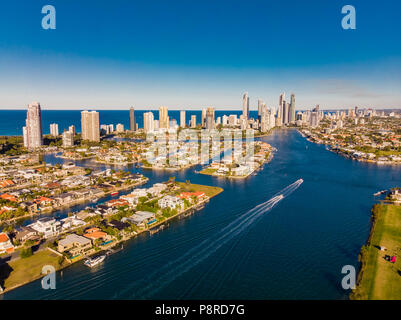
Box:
[2,127,400,300]
[0,110,255,136]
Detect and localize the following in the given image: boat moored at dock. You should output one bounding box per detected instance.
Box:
[84,255,106,268]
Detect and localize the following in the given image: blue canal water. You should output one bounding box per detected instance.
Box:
[2,127,401,299]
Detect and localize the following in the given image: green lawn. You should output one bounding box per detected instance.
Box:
[199,168,218,176]
[351,204,401,300]
[0,250,66,291]
[176,182,223,198]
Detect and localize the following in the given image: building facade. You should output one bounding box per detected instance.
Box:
[81,111,100,142]
[23,102,43,150]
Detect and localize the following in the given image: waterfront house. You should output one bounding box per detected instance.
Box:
[19,201,38,214]
[389,189,401,203]
[0,232,14,254]
[131,188,148,198]
[60,216,86,231]
[158,195,184,210]
[83,227,110,242]
[29,217,61,238]
[34,196,55,208]
[106,199,129,208]
[55,193,75,205]
[126,211,156,226]
[120,193,139,206]
[15,226,39,243]
[108,220,130,231]
[179,192,206,201]
[58,233,92,256]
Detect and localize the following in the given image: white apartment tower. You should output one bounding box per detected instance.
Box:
[180,110,186,128]
[50,123,59,136]
[23,102,43,150]
[81,111,100,142]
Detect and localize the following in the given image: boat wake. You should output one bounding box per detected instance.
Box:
[115,179,304,299]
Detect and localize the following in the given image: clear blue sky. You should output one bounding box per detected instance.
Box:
[0,0,400,110]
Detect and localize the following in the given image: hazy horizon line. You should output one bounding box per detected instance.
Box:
[1,107,400,112]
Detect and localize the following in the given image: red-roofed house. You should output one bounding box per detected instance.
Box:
[179,191,206,200]
[0,180,15,188]
[83,227,110,241]
[106,199,129,208]
[0,233,14,254]
[34,196,55,207]
[0,193,18,202]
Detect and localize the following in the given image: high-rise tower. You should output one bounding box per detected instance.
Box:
[130,107,136,131]
[242,92,249,120]
[289,94,296,123]
[23,102,43,150]
[81,111,100,142]
[159,106,169,129]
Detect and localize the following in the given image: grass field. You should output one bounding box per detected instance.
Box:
[351,204,401,300]
[0,250,66,291]
[199,168,218,176]
[176,182,223,198]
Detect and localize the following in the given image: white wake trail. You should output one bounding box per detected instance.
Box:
[115,179,303,299]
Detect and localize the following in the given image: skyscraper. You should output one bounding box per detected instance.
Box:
[143,112,155,133]
[242,92,249,120]
[191,115,197,128]
[50,123,59,136]
[201,108,207,128]
[283,101,289,124]
[206,107,215,130]
[130,107,136,131]
[116,123,124,132]
[159,106,169,129]
[68,125,76,135]
[180,110,186,128]
[81,111,100,142]
[62,130,74,147]
[289,94,296,123]
[277,93,285,126]
[257,99,265,125]
[260,105,270,133]
[23,102,43,150]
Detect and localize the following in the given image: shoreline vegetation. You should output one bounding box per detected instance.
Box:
[351,203,401,300]
[0,181,223,295]
[298,129,401,166]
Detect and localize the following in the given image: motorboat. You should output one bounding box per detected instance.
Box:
[84,255,106,267]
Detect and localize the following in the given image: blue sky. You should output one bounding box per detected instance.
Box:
[0,0,400,110]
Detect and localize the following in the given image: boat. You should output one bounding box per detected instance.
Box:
[84,255,106,267]
[373,190,387,197]
[111,192,119,196]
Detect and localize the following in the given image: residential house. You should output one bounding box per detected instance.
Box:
[0,233,14,254]
[29,217,61,238]
[58,233,92,256]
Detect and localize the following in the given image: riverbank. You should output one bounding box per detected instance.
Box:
[350,203,401,300]
[299,129,401,166]
[0,249,69,293]
[0,182,223,295]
